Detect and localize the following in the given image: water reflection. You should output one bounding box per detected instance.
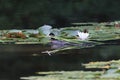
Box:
[0,44,120,80]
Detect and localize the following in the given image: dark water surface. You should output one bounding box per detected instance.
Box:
[0,43,120,80]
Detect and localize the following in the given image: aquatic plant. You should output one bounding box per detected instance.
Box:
[77,30,89,40]
[38,24,52,36]
[0,22,120,46]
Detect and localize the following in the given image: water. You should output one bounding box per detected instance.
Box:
[0,43,120,80]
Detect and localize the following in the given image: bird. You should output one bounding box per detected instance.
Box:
[50,38,70,45]
[48,33,67,48]
[49,33,55,37]
[76,29,89,40]
[49,33,72,45]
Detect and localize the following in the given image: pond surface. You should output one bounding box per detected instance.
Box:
[0,42,120,80]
